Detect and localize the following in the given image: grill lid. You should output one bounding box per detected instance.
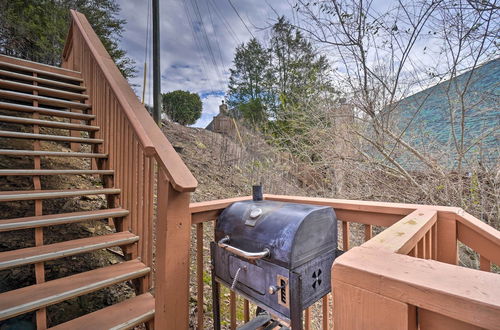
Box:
[215,200,337,269]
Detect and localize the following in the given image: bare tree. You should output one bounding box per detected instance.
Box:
[282,0,499,225]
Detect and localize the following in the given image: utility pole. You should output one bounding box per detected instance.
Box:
[152,0,161,125]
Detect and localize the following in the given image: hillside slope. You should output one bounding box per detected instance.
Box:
[161,120,308,201]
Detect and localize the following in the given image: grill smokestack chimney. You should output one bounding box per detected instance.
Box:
[252,185,263,201]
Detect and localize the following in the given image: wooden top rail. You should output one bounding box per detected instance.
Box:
[190,196,252,224]
[265,194,462,227]
[333,247,500,329]
[264,194,461,214]
[457,211,500,266]
[362,209,437,254]
[65,10,197,192]
[190,194,464,226]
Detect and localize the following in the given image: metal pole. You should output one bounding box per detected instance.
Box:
[152,0,161,125]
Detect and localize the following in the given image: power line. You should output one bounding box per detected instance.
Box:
[206,0,229,87]
[209,0,241,44]
[227,0,256,39]
[190,0,226,89]
[182,0,217,92]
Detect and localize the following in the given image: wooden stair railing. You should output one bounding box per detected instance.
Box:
[61,9,197,329]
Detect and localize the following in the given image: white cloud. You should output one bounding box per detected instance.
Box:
[191,93,225,128]
[116,0,292,117]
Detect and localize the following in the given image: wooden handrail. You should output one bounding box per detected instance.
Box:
[190,196,252,224]
[66,10,197,192]
[333,246,500,329]
[62,10,197,328]
[362,209,437,254]
[456,211,500,266]
[264,194,462,214]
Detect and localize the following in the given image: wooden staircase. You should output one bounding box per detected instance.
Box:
[0,56,154,328]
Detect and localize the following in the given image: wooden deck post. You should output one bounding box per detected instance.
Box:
[436,212,458,265]
[155,168,192,329]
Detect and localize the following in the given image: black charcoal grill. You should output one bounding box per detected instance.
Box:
[210,187,340,329]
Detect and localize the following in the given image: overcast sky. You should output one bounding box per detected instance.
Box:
[116,0,294,128]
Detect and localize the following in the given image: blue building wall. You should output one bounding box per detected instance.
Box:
[393,58,499,170]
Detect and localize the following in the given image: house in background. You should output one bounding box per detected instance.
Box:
[392,58,499,170]
[205,100,238,138]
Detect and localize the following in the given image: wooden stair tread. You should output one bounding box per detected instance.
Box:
[0,79,88,100]
[0,69,86,91]
[49,293,155,330]
[0,208,129,232]
[0,90,90,110]
[0,59,83,82]
[0,149,107,158]
[0,188,121,202]
[0,169,113,175]
[0,114,99,131]
[0,130,103,144]
[0,231,138,270]
[0,102,95,120]
[0,259,149,321]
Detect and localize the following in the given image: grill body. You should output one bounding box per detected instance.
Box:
[211,200,339,329]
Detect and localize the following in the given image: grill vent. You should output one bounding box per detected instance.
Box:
[312,269,322,289]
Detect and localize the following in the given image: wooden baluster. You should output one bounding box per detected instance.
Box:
[146,157,154,288]
[30,72,46,329]
[409,246,416,257]
[130,140,139,256]
[230,291,237,330]
[136,151,147,293]
[305,307,311,330]
[425,231,431,259]
[417,236,425,259]
[322,294,330,329]
[432,223,438,260]
[342,221,350,251]
[479,255,491,272]
[196,223,204,330]
[364,224,373,242]
[243,299,250,323]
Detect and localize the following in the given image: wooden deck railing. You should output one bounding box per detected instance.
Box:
[62,10,197,329]
[190,194,500,329]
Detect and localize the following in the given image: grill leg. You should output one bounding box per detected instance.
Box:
[211,243,221,330]
[290,272,303,330]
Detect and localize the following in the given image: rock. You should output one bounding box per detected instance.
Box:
[84,227,96,234]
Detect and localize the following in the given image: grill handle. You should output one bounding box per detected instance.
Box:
[218,236,270,260]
